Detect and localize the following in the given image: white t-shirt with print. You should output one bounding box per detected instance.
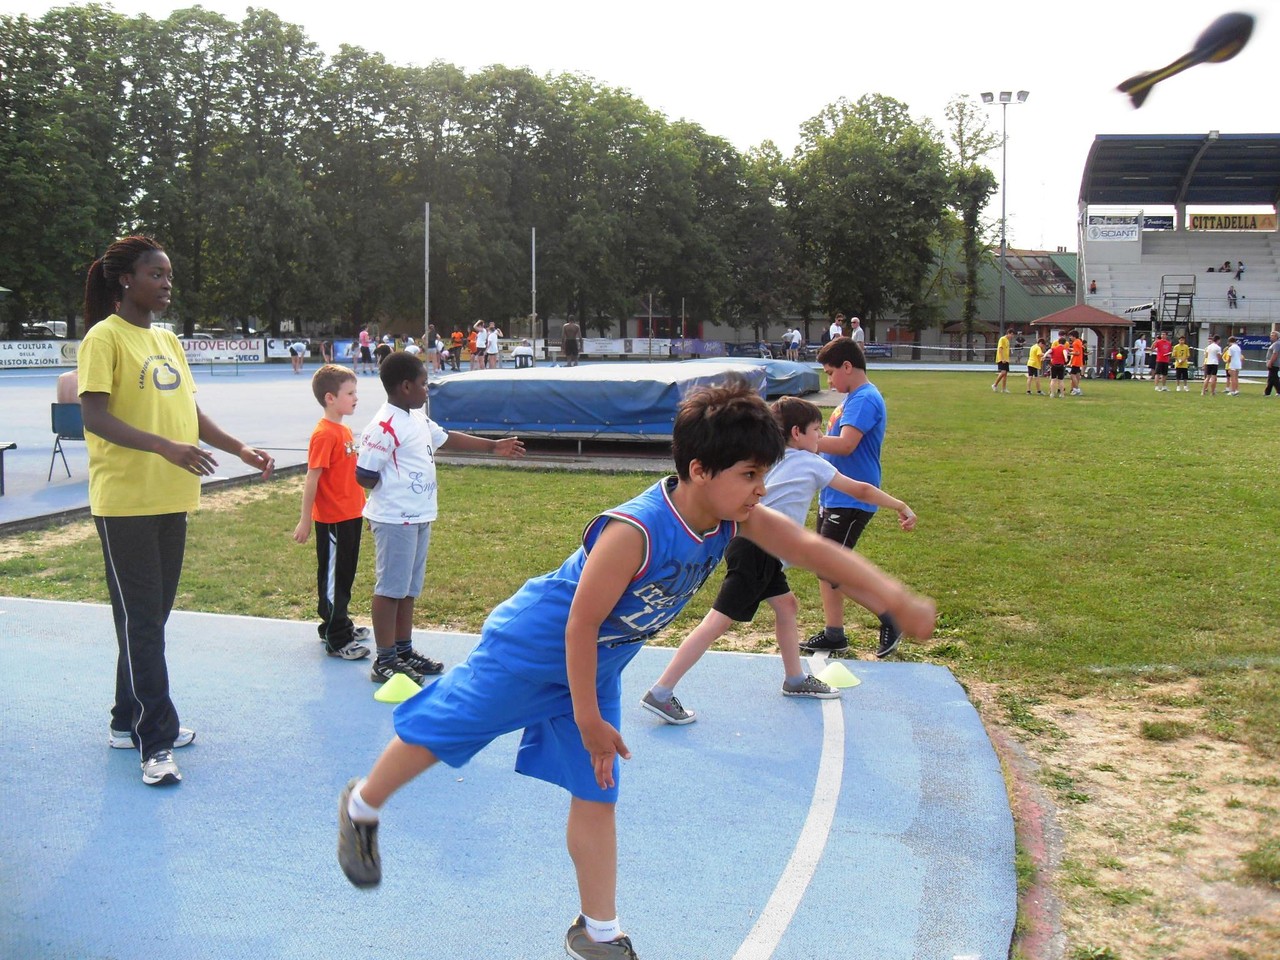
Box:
[357,403,449,524]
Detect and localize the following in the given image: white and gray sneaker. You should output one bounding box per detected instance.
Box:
[110,727,195,749]
[141,749,182,786]
[782,675,840,699]
[640,691,696,725]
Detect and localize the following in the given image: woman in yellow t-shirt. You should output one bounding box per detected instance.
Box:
[79,235,275,788]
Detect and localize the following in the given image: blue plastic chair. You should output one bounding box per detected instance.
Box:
[48,402,85,480]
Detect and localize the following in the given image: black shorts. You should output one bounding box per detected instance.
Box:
[1155,361,1169,376]
[1050,364,1066,380]
[1070,364,1083,376]
[710,537,790,621]
[1175,367,1189,381]
[359,346,372,362]
[1204,363,1219,376]
[996,361,1010,372]
[1027,366,1040,378]
[814,506,874,586]
[563,342,580,359]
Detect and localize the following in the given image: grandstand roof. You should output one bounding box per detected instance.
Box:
[1079,133,1280,207]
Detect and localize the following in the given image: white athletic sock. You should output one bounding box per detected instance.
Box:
[583,915,622,943]
[649,684,674,703]
[347,779,381,823]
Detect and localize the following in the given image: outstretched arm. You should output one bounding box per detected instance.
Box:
[739,505,935,640]
[197,406,274,479]
[827,474,916,531]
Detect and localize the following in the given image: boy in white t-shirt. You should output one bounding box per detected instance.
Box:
[357,353,525,685]
[640,396,917,724]
[1202,335,1224,396]
[1225,336,1244,395]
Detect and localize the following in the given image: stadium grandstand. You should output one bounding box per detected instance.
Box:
[1079,132,1280,368]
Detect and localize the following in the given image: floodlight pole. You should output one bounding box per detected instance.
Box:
[980,91,1029,338]
[430,200,435,340]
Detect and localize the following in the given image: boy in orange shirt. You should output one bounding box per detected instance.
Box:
[294,364,370,659]
[1068,330,1086,396]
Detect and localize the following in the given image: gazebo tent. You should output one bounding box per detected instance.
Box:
[1030,303,1134,374]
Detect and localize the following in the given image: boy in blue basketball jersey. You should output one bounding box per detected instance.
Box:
[336,380,936,960]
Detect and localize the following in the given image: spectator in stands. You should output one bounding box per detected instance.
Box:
[1089,280,1097,294]
[1235,260,1245,281]
[1221,261,1232,273]
[1227,285,1239,309]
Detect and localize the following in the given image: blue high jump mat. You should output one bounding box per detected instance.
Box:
[0,597,1015,959]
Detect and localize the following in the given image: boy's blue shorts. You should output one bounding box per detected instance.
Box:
[392,634,643,803]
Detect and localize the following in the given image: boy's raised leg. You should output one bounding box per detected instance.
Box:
[338,736,438,887]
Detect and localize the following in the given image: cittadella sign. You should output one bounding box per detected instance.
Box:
[1188,213,1278,231]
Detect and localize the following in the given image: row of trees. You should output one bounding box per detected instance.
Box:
[0,4,1001,341]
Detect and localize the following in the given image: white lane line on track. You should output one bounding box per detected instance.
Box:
[731,652,845,960]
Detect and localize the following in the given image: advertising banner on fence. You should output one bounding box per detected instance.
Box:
[0,339,80,368]
[1086,215,1140,242]
[265,338,308,360]
[180,338,265,364]
[1188,213,1278,231]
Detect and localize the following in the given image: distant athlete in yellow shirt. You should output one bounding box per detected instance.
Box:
[1172,335,1192,392]
[1026,337,1046,394]
[991,329,1013,393]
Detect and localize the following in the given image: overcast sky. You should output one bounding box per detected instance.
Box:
[5,1,1272,250]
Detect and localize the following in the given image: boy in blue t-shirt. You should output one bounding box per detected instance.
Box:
[336,380,936,960]
[640,395,917,724]
[802,336,898,657]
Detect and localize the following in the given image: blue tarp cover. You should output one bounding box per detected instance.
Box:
[712,358,820,397]
[429,360,770,439]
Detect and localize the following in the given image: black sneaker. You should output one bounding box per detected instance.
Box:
[398,648,444,676]
[370,657,424,685]
[799,631,849,653]
[876,615,902,659]
[337,778,381,888]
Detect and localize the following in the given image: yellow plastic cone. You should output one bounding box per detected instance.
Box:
[816,661,861,689]
[374,672,422,704]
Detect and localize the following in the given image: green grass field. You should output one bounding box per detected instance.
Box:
[3,370,1278,753]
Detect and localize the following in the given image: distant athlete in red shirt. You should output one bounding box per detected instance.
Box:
[1151,331,1173,392]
